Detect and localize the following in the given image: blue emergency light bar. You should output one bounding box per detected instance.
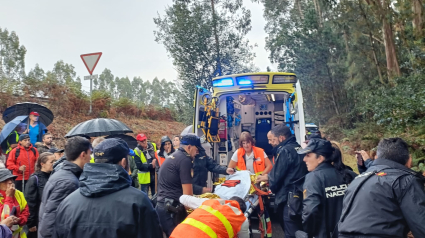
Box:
[213,78,234,87]
[238,79,252,85]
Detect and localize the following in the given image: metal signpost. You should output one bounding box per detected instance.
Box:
[81,52,102,114]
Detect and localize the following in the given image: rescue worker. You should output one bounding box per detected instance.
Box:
[24,152,55,238]
[6,134,39,192]
[134,134,158,196]
[339,138,425,238]
[193,146,234,195]
[90,137,105,163]
[156,134,201,237]
[228,132,272,175]
[296,139,357,238]
[170,195,248,238]
[3,123,26,159]
[53,138,162,238]
[0,169,30,238]
[256,125,308,238]
[156,136,175,168]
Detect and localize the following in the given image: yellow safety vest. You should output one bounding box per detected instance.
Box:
[6,131,19,154]
[0,190,28,238]
[90,154,95,163]
[134,143,157,184]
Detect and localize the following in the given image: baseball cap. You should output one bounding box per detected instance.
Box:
[0,169,17,182]
[180,134,203,151]
[297,138,334,156]
[136,134,147,141]
[29,112,40,116]
[93,138,132,164]
[19,134,30,141]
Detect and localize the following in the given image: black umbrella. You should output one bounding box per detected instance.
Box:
[3,102,54,126]
[105,134,138,149]
[65,118,133,138]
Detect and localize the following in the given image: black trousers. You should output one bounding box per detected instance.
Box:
[14,180,28,193]
[278,202,303,238]
[156,202,176,237]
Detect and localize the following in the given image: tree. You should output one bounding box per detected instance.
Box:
[0,27,26,82]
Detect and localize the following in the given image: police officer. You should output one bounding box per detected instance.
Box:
[256,125,308,238]
[297,139,357,238]
[156,134,202,237]
[339,138,425,238]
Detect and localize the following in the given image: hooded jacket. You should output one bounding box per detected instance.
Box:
[268,136,308,205]
[53,163,162,238]
[24,170,51,228]
[38,161,83,238]
[302,163,357,238]
[193,154,228,195]
[6,144,39,180]
[338,159,425,238]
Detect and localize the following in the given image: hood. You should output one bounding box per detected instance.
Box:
[79,163,131,198]
[62,160,84,178]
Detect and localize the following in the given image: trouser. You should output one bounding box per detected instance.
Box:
[15,180,28,193]
[140,175,156,196]
[27,230,38,238]
[278,202,302,238]
[156,202,176,237]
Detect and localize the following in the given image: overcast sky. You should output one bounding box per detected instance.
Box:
[0,0,275,92]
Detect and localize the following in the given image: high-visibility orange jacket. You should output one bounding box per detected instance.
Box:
[170,199,246,238]
[236,146,266,175]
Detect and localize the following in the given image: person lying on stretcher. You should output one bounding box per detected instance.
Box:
[170,195,249,238]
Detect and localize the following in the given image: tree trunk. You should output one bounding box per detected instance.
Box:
[325,63,340,115]
[382,18,400,81]
[358,0,385,84]
[295,0,304,20]
[313,0,323,27]
[210,0,222,76]
[412,0,423,37]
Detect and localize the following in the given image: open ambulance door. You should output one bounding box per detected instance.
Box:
[192,86,217,189]
[293,81,306,145]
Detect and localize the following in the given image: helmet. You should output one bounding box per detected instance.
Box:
[160,136,172,145]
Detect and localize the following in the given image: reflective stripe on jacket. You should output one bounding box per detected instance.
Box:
[0,190,28,238]
[135,143,157,184]
[170,199,246,238]
[236,146,266,175]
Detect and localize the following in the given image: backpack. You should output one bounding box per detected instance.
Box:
[5,147,37,167]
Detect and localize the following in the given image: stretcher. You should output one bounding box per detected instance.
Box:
[212,171,273,237]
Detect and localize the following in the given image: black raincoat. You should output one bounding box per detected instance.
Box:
[339,159,425,238]
[193,154,228,195]
[24,170,51,229]
[38,161,83,238]
[53,163,162,238]
[268,136,308,205]
[302,163,357,238]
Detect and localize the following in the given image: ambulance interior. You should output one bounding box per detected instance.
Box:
[196,90,304,168]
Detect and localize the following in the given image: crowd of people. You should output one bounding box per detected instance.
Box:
[0,111,424,238]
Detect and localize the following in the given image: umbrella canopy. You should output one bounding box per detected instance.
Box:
[105,134,138,149]
[65,118,133,138]
[0,115,28,147]
[180,125,193,136]
[3,102,54,126]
